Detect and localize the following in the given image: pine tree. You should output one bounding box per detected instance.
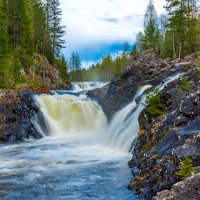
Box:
[57,55,68,81]
[0,0,8,56]
[0,0,8,87]
[135,32,143,53]
[69,51,81,81]
[33,0,52,58]
[123,42,130,52]
[176,157,197,179]
[45,0,65,60]
[166,0,186,58]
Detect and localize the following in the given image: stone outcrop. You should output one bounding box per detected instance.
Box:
[87,50,192,119]
[17,54,72,91]
[153,173,200,200]
[128,64,200,199]
[0,90,47,142]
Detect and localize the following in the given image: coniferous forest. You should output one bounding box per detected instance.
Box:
[77,0,200,82]
[0,0,200,84]
[0,0,67,88]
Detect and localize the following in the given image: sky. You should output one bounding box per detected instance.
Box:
[60,0,166,68]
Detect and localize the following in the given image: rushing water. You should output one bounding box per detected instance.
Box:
[72,82,108,91]
[0,77,182,200]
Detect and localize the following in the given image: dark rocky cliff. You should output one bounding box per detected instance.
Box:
[87,51,195,119]
[128,67,200,199]
[0,90,47,142]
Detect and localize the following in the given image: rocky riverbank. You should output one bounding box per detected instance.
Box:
[88,50,200,199]
[0,90,48,142]
[128,66,200,199]
[87,51,196,118]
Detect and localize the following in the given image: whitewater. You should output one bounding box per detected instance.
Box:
[0,74,182,200]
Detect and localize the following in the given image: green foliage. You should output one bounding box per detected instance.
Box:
[159,127,168,139]
[76,53,129,82]
[56,55,68,81]
[143,88,166,120]
[178,77,194,94]
[176,157,197,179]
[184,64,191,72]
[0,0,67,88]
[143,142,152,151]
[69,51,82,81]
[139,0,161,53]
[135,0,200,58]
[46,0,65,58]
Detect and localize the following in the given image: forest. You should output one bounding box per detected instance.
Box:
[0,0,200,85]
[0,0,68,88]
[75,0,200,82]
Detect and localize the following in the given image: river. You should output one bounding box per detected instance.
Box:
[0,82,136,200]
[0,75,182,200]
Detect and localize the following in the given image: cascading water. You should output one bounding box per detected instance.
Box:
[105,85,152,152]
[34,94,107,138]
[104,73,183,152]
[72,82,108,91]
[0,73,183,200]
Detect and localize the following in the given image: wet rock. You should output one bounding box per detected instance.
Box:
[156,131,180,157]
[174,114,190,126]
[0,90,46,142]
[128,64,200,199]
[174,133,200,162]
[180,116,200,135]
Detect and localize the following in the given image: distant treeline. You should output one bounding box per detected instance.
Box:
[69,51,130,82]
[70,0,200,82]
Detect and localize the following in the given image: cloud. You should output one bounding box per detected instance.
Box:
[60,0,166,65]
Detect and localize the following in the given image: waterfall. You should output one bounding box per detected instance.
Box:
[72,82,108,91]
[34,73,183,152]
[104,85,152,152]
[34,94,108,139]
[104,73,183,152]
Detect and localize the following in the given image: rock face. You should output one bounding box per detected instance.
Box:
[153,173,200,200]
[17,54,72,91]
[87,50,189,119]
[0,90,47,142]
[128,66,200,198]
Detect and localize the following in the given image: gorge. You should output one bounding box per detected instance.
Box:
[0,67,188,199]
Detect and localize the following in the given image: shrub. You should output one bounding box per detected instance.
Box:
[180,77,193,92]
[184,64,191,72]
[143,88,167,120]
[176,157,197,179]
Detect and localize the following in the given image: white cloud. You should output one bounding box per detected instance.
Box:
[60,0,166,61]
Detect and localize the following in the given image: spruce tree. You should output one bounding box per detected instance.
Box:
[45,0,65,60]
[166,0,187,58]
[57,55,68,81]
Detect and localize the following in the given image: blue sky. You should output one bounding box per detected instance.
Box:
[60,0,166,68]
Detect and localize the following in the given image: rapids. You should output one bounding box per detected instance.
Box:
[0,75,182,199]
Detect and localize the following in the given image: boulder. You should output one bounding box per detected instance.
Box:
[153,173,200,200]
[0,90,46,142]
